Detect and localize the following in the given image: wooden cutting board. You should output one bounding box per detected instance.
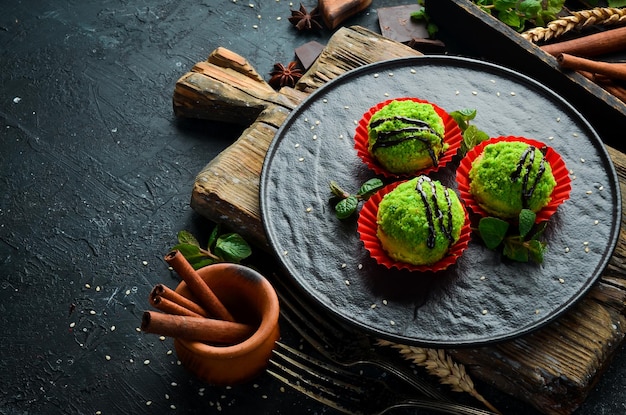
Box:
[172,26,626,415]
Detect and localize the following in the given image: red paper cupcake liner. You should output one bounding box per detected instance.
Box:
[456,136,572,223]
[357,180,471,273]
[354,97,463,178]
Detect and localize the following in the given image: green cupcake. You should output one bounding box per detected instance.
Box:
[368,100,446,174]
[376,176,465,266]
[469,141,556,219]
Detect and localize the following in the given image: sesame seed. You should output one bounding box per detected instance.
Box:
[159,336,166,341]
[586,190,592,195]
[146,401,152,406]
[344,106,350,109]
[294,143,300,148]
[384,92,389,96]
[85,283,91,289]
[472,91,478,95]
[69,322,76,328]
[142,260,148,266]
[358,263,363,269]
[166,350,173,355]
[480,275,486,281]
[382,299,388,305]
[496,92,500,97]
[558,278,565,284]
[556,117,561,122]
[105,355,111,361]
[298,157,304,162]
[144,359,150,365]
[370,304,377,309]
[90,310,96,315]
[252,25,258,29]
[390,320,396,325]
[125,289,131,295]
[599,185,604,191]
[341,263,347,268]
[585,247,590,253]
[581,158,585,163]
[373,73,379,78]
[565,247,570,253]
[510,92,516,96]
[345,280,350,286]
[388,72,394,77]
[481,309,488,315]
[410,69,416,74]
[276,16,281,20]
[95,286,101,292]
[594,220,599,225]
[323,99,327,103]
[535,309,541,315]
[280,386,285,392]
[135,327,141,332]
[305,207,312,212]
[455,90,460,95]
[171,382,178,387]
[312,134,317,140]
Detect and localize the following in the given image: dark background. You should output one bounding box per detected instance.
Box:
[1,1,625,414]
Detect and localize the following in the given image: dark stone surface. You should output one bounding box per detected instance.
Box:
[1,1,625,414]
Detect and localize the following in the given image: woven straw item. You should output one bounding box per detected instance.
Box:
[522,7,626,43]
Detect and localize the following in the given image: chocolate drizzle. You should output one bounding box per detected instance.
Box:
[370,115,444,166]
[510,145,547,208]
[415,176,455,249]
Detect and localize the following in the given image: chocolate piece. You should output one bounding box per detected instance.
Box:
[378,5,429,44]
[295,41,325,70]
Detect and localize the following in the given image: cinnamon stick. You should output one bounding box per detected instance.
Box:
[150,283,208,317]
[541,26,626,57]
[578,70,626,103]
[557,53,626,81]
[149,295,204,317]
[164,250,234,322]
[141,311,255,344]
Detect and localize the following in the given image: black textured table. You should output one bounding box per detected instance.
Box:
[2,1,626,414]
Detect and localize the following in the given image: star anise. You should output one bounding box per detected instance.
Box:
[269,61,303,89]
[288,3,324,31]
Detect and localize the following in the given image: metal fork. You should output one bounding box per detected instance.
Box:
[272,274,450,401]
[268,341,496,415]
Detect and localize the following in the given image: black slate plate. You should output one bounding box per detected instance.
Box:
[259,56,621,346]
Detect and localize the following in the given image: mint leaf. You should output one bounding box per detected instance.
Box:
[335,196,359,219]
[178,230,200,247]
[518,209,536,238]
[478,217,510,249]
[171,243,215,269]
[503,236,529,262]
[527,240,547,263]
[357,178,384,199]
[214,233,252,263]
[207,224,220,250]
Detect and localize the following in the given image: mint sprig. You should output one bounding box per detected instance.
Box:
[449,108,490,154]
[477,209,547,263]
[330,178,384,219]
[171,226,252,269]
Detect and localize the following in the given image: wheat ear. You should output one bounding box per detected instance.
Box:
[522,7,626,43]
[376,339,501,414]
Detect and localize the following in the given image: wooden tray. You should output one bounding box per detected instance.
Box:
[425,0,626,152]
[173,26,626,414]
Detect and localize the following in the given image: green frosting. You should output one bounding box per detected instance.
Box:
[376,176,465,265]
[368,100,446,174]
[469,141,556,218]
